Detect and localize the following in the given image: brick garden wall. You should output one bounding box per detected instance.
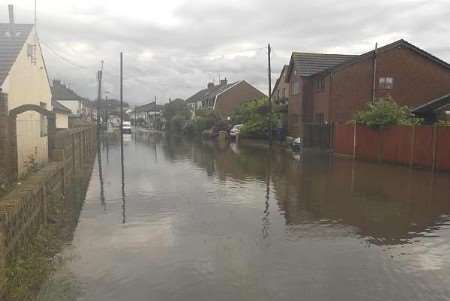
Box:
[0,125,96,292]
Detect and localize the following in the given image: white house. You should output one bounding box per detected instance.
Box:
[52,100,70,129]
[52,79,87,118]
[0,6,52,176]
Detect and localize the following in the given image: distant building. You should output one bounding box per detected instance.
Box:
[186,78,265,118]
[52,79,93,120]
[0,6,52,176]
[272,65,290,105]
[52,100,71,128]
[130,102,163,128]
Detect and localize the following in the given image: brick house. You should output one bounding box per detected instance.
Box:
[186,79,265,118]
[273,65,290,104]
[272,65,290,133]
[309,39,450,125]
[284,40,450,138]
[285,52,356,137]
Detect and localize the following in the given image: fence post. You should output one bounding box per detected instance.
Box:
[378,127,383,162]
[432,124,438,172]
[353,123,357,160]
[47,113,56,161]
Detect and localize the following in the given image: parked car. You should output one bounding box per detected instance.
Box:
[230,124,243,137]
[122,121,132,134]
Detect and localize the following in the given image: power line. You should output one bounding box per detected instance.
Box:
[41,42,92,71]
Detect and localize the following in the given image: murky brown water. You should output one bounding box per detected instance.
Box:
[39,133,450,301]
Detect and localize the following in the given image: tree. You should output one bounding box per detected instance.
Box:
[162,99,190,133]
[230,98,278,138]
[353,97,423,128]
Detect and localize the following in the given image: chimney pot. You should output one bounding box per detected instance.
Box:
[220,78,228,86]
[207,82,214,90]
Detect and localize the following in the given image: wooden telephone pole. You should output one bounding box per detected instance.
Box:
[96,61,103,130]
[268,43,273,145]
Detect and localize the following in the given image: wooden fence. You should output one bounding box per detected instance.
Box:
[335,124,450,171]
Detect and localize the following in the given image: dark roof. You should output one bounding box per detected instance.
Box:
[316,39,450,77]
[0,23,34,85]
[134,102,163,113]
[186,81,240,104]
[52,80,85,100]
[52,100,71,114]
[287,52,356,78]
[412,93,450,114]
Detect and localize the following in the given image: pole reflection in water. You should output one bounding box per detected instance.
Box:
[262,144,272,239]
[120,133,127,224]
[97,132,106,210]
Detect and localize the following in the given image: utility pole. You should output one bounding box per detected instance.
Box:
[104,94,108,129]
[96,61,103,131]
[372,43,378,103]
[120,53,124,143]
[267,43,273,145]
[120,52,126,224]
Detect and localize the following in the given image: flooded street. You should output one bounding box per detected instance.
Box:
[40,133,450,301]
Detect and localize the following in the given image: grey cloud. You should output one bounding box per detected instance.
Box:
[1,0,449,104]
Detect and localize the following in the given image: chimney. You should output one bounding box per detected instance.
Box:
[8,4,15,38]
[207,82,214,90]
[220,78,228,86]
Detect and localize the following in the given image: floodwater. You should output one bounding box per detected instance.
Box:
[39,133,450,301]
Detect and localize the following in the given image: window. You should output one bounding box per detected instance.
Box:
[282,88,286,98]
[291,80,300,96]
[314,78,325,91]
[379,77,394,89]
[40,102,48,137]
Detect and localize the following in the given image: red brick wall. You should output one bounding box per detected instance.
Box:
[214,81,265,118]
[311,75,332,122]
[376,47,450,107]
[330,46,450,123]
[302,78,314,123]
[287,76,304,137]
[330,59,374,122]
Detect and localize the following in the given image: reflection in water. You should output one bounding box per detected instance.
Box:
[97,135,106,210]
[121,134,129,224]
[43,134,450,301]
[262,145,272,240]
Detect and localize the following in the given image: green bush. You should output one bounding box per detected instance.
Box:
[193,111,218,134]
[231,98,278,138]
[169,114,188,134]
[353,98,423,128]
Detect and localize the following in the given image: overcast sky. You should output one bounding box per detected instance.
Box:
[1,0,449,105]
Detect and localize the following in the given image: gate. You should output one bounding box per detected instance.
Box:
[303,122,334,149]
